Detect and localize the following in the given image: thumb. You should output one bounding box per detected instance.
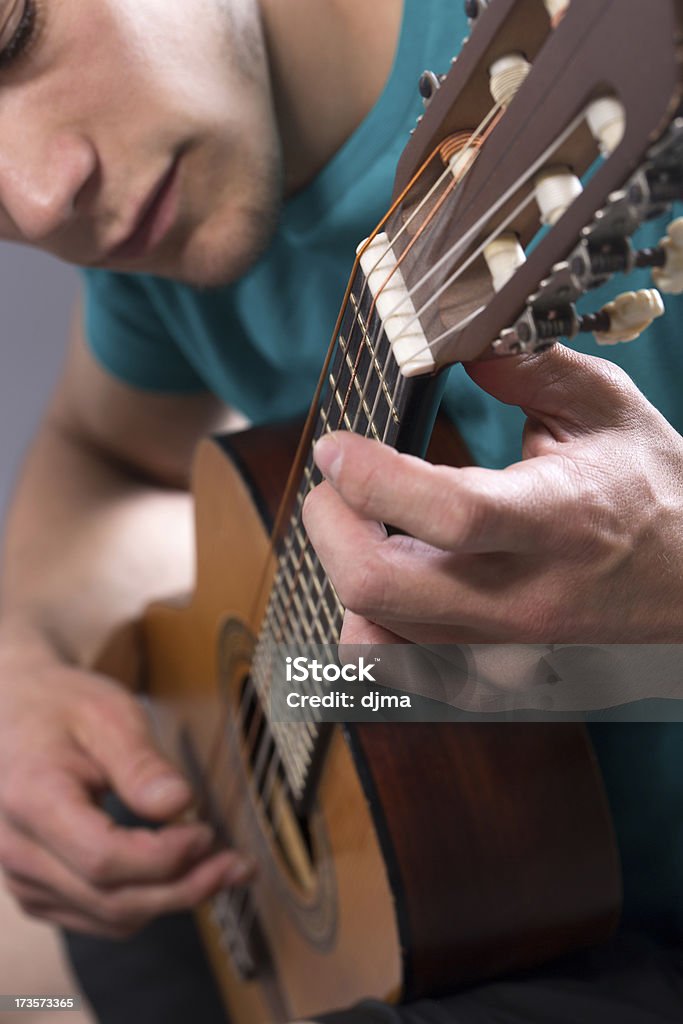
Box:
[465,344,638,434]
[77,689,192,820]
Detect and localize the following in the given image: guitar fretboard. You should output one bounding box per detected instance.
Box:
[248,266,442,808]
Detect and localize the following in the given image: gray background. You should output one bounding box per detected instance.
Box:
[0,245,78,517]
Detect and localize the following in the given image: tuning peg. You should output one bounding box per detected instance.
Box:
[535,166,583,225]
[419,70,446,108]
[652,217,683,294]
[588,288,665,345]
[586,97,626,156]
[483,233,526,291]
[465,0,489,21]
[489,53,530,108]
[543,0,568,23]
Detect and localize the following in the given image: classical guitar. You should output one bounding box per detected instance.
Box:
[103,1,683,1019]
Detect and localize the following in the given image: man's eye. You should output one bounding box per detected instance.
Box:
[0,0,37,69]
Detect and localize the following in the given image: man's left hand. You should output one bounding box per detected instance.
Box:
[303,346,683,646]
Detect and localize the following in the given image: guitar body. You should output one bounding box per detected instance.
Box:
[139,420,620,1023]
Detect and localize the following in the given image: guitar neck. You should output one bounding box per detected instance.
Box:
[250,268,447,809]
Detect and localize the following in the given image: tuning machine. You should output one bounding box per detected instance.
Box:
[419,70,447,108]
[493,283,664,356]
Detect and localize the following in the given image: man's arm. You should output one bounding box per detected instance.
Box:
[0,303,251,937]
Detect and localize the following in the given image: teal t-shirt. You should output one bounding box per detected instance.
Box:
[82,1,682,940]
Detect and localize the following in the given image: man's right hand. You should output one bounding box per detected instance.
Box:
[0,649,252,938]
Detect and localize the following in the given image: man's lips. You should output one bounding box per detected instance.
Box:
[106,157,181,262]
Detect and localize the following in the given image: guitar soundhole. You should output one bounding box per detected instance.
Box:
[239,675,317,894]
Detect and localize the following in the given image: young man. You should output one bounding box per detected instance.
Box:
[0,0,680,1021]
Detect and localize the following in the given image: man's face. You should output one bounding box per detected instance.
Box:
[0,0,283,286]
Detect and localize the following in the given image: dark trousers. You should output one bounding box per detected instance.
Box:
[64,799,683,1023]
[65,921,683,1024]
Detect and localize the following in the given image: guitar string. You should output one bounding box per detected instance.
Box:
[230,100,614,950]
[236,309,411,943]
[227,311,397,939]
[372,108,588,362]
[231,109,504,806]
[233,97,506,740]
[238,101,533,862]
[196,126,461,834]
[249,105,592,818]
[209,99,569,945]
[263,105,583,642]
[199,105,506,956]
[251,103,495,656]
[227,330,414,939]
[211,109,499,823]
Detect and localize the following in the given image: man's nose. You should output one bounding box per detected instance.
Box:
[0,133,98,243]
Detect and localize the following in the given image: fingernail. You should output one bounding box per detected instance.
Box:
[314,434,343,482]
[142,775,190,804]
[225,856,255,886]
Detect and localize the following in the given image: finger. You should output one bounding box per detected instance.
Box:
[97,847,254,925]
[340,611,402,646]
[4,875,133,938]
[353,618,499,645]
[73,686,193,821]
[305,487,509,627]
[3,827,253,933]
[35,908,136,940]
[310,436,562,554]
[2,768,228,887]
[465,344,643,435]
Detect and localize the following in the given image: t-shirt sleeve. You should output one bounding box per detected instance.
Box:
[81,268,208,393]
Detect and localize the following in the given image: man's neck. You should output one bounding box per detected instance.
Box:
[259,0,404,195]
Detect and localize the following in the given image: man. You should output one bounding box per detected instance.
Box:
[0,0,680,1021]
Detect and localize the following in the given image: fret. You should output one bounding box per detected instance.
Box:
[261,729,304,805]
[274,718,315,760]
[350,292,401,428]
[286,532,340,636]
[265,583,299,647]
[332,382,354,431]
[276,552,321,638]
[317,402,334,438]
[338,333,382,441]
[287,516,314,567]
[331,334,364,430]
[336,300,385,438]
[278,718,321,772]
[301,459,320,494]
[302,548,341,635]
[269,583,307,650]
[340,319,386,439]
[250,636,318,774]
[280,557,327,646]
[303,581,339,642]
[316,402,333,441]
[250,268,429,807]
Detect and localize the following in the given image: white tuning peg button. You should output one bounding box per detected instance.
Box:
[483,233,526,292]
[593,288,665,345]
[535,167,583,225]
[543,0,568,21]
[652,217,683,294]
[489,53,531,108]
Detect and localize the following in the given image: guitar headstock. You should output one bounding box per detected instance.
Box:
[359,0,683,377]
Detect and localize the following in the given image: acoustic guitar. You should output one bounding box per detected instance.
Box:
[104,1,683,1019]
